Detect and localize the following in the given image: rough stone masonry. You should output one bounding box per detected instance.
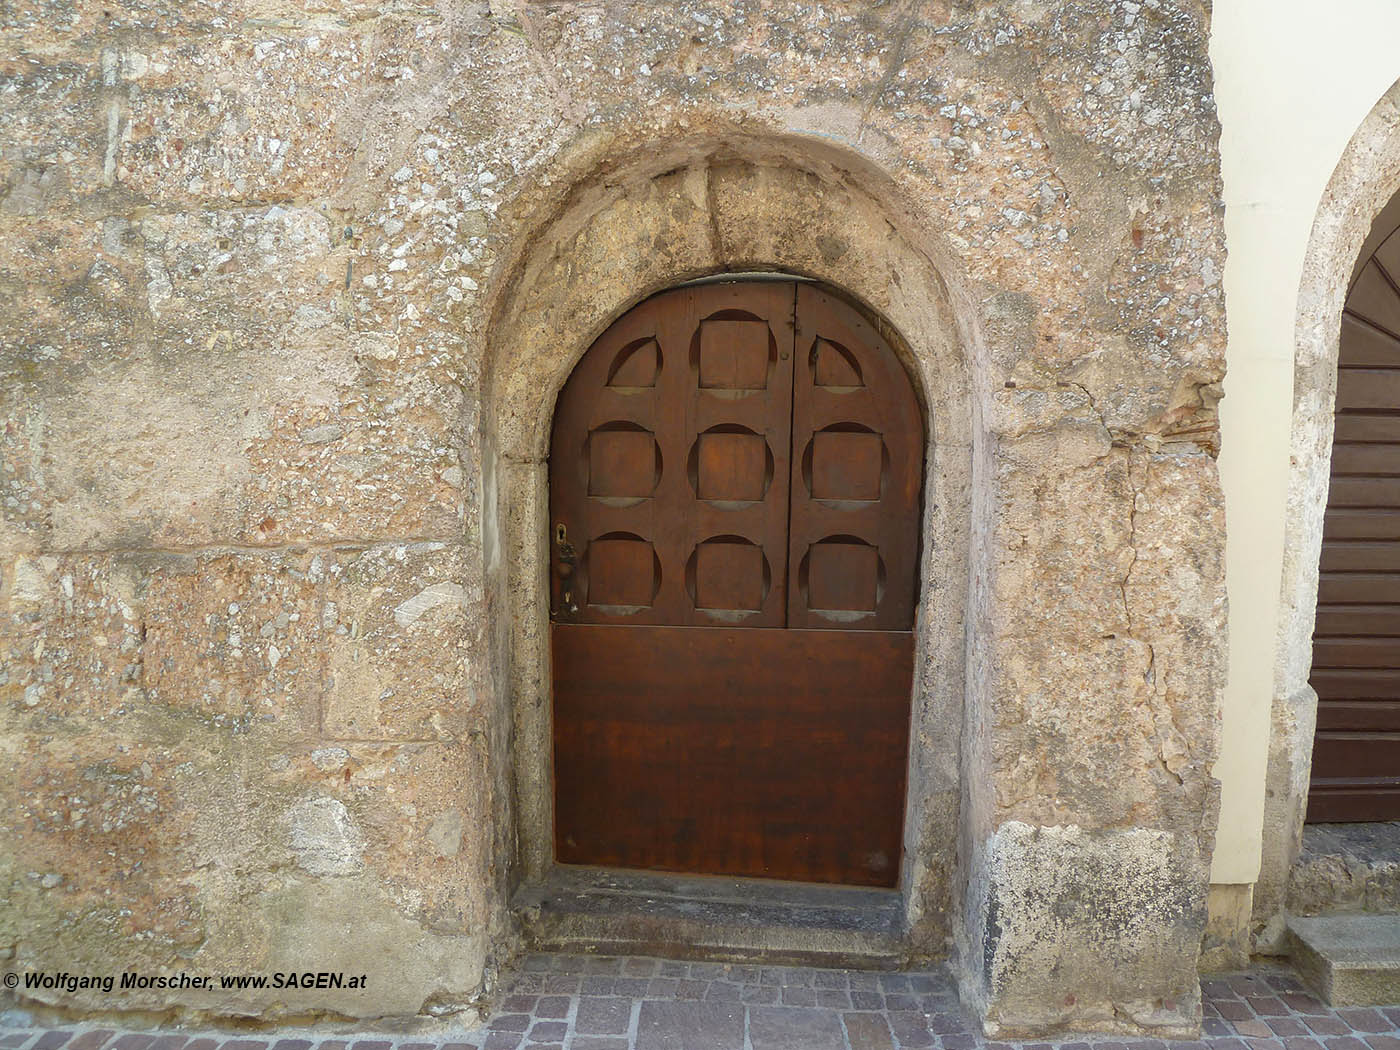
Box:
[0,0,1227,1037]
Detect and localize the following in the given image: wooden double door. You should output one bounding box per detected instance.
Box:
[549,280,922,886]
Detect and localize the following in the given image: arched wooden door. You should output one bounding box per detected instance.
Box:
[1310,224,1400,821]
[549,280,923,886]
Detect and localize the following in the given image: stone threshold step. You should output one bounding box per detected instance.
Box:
[1289,913,1400,1005]
[512,865,908,969]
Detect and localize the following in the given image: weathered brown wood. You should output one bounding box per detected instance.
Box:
[1320,541,1400,572]
[550,282,796,628]
[1315,605,1400,636]
[1338,314,1400,367]
[787,285,923,631]
[1332,445,1400,476]
[1314,638,1400,668]
[1309,252,1400,820]
[1326,477,1400,507]
[1337,369,1400,413]
[1316,701,1400,731]
[1346,264,1400,337]
[1307,781,1400,822]
[1318,572,1400,603]
[1324,508,1400,540]
[1312,668,1400,700]
[1332,413,1400,445]
[552,623,913,886]
[549,279,926,875]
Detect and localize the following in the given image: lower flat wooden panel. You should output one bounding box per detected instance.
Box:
[1317,701,1400,731]
[552,623,913,887]
[1307,777,1400,822]
[1312,731,1400,779]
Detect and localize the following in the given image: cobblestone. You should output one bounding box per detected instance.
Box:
[8,957,1400,1050]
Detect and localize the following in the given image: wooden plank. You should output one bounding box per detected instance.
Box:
[1320,541,1400,572]
[1340,313,1400,367]
[1323,508,1400,540]
[1344,263,1400,339]
[1326,477,1400,507]
[1318,572,1400,603]
[1333,413,1400,444]
[1311,668,1400,700]
[1313,638,1400,668]
[1317,701,1400,731]
[1337,369,1400,411]
[1331,444,1400,476]
[1306,781,1400,822]
[552,623,912,887]
[787,285,923,631]
[1312,732,1400,778]
[1309,253,1400,821]
[1315,604,1400,637]
[549,282,797,628]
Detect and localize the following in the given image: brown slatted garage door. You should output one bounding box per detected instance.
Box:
[1309,227,1400,821]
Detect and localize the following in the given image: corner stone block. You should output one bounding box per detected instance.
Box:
[968,821,1207,1038]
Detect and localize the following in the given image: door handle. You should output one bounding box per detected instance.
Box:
[554,523,579,615]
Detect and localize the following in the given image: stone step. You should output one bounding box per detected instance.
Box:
[512,866,908,969]
[1289,822,1400,916]
[1288,913,1400,1005]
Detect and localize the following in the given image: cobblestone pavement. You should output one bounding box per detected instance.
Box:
[7,956,1400,1050]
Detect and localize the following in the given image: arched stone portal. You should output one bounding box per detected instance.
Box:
[1260,77,1400,946]
[478,126,1223,1038]
[478,131,978,957]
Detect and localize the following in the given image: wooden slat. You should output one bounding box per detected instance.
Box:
[1310,668,1400,700]
[553,623,912,886]
[1318,572,1400,603]
[1326,477,1400,507]
[1320,541,1400,572]
[1312,732,1400,778]
[1332,444,1400,476]
[1340,313,1400,367]
[1317,701,1400,731]
[1315,605,1400,637]
[1313,638,1400,668]
[1323,508,1400,540]
[1337,369,1400,412]
[1334,413,1400,444]
[1307,782,1400,822]
[1345,263,1400,338]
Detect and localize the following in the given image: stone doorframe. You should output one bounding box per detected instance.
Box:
[1257,77,1400,948]
[477,129,981,957]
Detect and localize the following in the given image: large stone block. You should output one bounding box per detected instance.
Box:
[969,821,1207,1038]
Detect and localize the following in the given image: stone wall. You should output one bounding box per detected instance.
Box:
[1,0,1226,1035]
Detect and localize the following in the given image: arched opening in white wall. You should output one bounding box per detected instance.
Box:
[1260,76,1400,939]
[1306,199,1400,822]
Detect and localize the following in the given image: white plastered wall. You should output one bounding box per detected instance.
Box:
[1210,1,1400,887]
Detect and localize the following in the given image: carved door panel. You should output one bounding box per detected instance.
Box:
[549,282,794,627]
[788,284,922,631]
[550,280,923,886]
